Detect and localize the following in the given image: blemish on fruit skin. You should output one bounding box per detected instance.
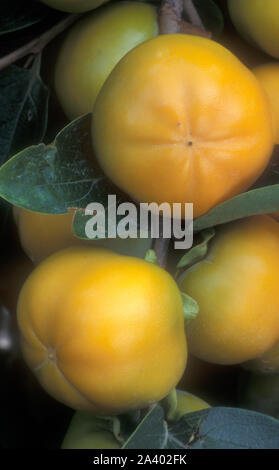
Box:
[47,348,56,363]
[33,347,57,372]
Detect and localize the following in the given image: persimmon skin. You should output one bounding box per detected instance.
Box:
[40,0,108,13]
[253,63,279,144]
[180,215,279,365]
[228,0,279,59]
[92,34,273,218]
[54,2,158,119]
[17,247,187,415]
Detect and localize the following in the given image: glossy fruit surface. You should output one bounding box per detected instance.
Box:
[54,2,158,119]
[228,0,279,59]
[253,63,279,144]
[13,206,152,264]
[17,246,187,414]
[40,0,108,13]
[180,215,279,365]
[93,34,273,218]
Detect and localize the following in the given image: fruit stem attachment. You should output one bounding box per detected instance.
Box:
[161,388,178,421]
[183,0,205,30]
[154,238,170,268]
[159,0,211,38]
[0,14,81,72]
[159,0,184,34]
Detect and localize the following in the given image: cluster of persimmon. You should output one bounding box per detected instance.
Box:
[10,0,279,448]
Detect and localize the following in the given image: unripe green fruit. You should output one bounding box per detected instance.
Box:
[228,0,279,59]
[40,0,109,13]
[176,390,210,415]
[61,412,120,449]
[54,1,158,119]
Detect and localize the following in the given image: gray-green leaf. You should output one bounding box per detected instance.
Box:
[0,60,49,166]
[181,292,199,321]
[177,228,215,270]
[194,185,279,232]
[0,114,108,212]
[123,406,168,449]
[0,0,51,35]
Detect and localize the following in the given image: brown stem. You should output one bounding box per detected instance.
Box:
[0,14,81,72]
[159,0,211,39]
[159,0,184,34]
[183,0,205,30]
[154,238,170,268]
[24,54,36,69]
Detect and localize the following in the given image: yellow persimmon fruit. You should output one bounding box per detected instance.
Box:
[54,1,158,119]
[17,246,187,415]
[180,215,279,365]
[253,63,279,144]
[92,34,274,219]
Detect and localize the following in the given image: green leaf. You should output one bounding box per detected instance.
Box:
[0,60,49,166]
[122,405,168,449]
[0,114,107,212]
[144,249,158,264]
[122,405,279,449]
[194,185,279,232]
[191,0,224,36]
[177,407,279,449]
[176,228,215,270]
[0,0,51,35]
[181,292,199,321]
